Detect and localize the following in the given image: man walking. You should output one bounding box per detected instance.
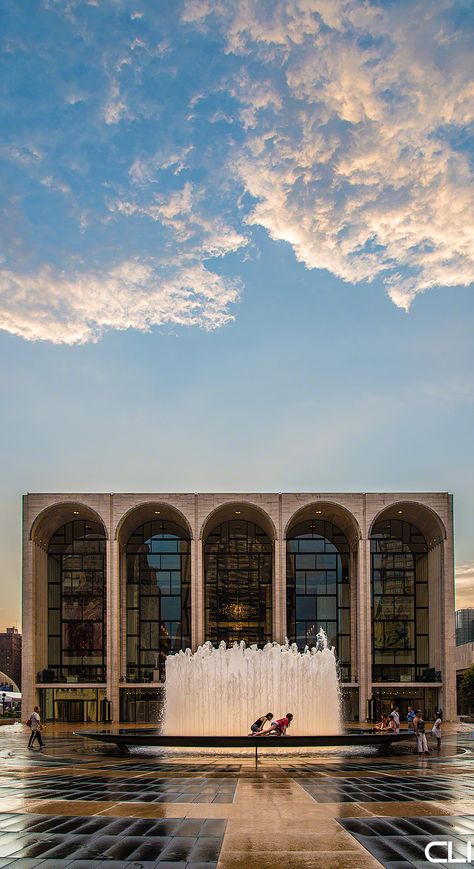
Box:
[27,706,45,751]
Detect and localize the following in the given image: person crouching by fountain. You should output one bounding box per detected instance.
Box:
[254,713,293,736]
[373,714,388,731]
[248,712,273,735]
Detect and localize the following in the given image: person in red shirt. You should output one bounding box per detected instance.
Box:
[254,713,293,736]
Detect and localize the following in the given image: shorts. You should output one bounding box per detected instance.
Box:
[250,724,260,733]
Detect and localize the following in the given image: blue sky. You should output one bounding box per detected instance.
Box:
[0,0,473,628]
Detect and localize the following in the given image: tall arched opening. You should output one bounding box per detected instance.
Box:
[124,517,191,682]
[369,501,446,721]
[203,507,274,647]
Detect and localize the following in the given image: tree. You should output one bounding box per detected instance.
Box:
[460,665,474,711]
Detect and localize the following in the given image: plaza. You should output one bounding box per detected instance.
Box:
[22,491,455,724]
[0,722,474,867]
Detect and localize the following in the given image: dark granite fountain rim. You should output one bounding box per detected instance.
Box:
[76,729,412,748]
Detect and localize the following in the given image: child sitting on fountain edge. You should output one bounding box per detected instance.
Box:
[248,712,273,735]
[253,713,293,736]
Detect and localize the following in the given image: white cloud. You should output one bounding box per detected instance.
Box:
[103,81,130,124]
[186,0,474,308]
[456,563,474,609]
[129,146,194,183]
[112,182,248,258]
[40,176,71,194]
[0,260,240,344]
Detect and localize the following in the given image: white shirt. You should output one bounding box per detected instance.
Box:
[30,711,41,731]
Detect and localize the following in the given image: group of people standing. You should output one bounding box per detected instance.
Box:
[374,705,442,756]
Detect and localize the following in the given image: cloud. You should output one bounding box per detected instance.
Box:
[185,0,474,308]
[129,146,194,183]
[112,182,248,257]
[0,260,240,344]
[40,176,71,194]
[103,81,130,125]
[456,562,474,609]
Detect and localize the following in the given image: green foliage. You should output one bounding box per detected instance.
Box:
[460,664,474,704]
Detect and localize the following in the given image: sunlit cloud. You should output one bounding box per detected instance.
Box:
[1,0,472,346]
[456,563,474,609]
[184,0,474,309]
[0,260,240,344]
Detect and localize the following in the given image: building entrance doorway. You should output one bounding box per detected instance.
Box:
[56,700,85,722]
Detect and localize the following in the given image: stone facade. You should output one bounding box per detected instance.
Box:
[22,491,456,721]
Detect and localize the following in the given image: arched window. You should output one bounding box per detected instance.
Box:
[204,519,272,646]
[371,518,429,682]
[47,519,106,683]
[126,519,191,681]
[286,519,351,680]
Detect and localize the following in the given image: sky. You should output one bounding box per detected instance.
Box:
[0,0,473,629]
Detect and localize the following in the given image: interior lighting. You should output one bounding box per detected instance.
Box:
[315,510,322,514]
[73,511,79,515]
[397,510,403,514]
[235,511,241,514]
[154,511,161,515]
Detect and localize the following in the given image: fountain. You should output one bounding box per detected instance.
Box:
[78,630,410,756]
[163,631,341,736]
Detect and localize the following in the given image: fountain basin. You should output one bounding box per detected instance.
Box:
[76,729,411,752]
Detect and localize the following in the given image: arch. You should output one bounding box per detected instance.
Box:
[200,500,277,542]
[124,515,191,681]
[116,501,193,545]
[369,500,446,547]
[203,512,273,647]
[30,501,108,547]
[0,671,20,692]
[285,501,361,548]
[46,517,107,683]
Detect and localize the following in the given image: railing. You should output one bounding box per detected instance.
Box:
[372,665,441,683]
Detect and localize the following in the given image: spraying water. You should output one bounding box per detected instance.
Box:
[163,629,341,736]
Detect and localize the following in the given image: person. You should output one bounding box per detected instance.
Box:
[389,707,400,733]
[431,714,442,751]
[413,709,429,756]
[374,714,389,731]
[27,706,45,751]
[248,712,273,735]
[254,713,293,736]
[406,706,416,730]
[386,716,398,733]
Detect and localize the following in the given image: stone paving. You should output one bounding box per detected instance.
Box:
[0,723,473,867]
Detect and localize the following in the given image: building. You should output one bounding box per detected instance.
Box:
[22,492,456,724]
[456,609,474,646]
[0,627,22,691]
[455,610,474,716]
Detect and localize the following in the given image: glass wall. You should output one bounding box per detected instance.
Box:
[120,688,164,724]
[126,519,191,681]
[47,520,106,683]
[371,518,432,683]
[205,519,272,646]
[370,687,439,722]
[38,687,108,722]
[286,519,351,680]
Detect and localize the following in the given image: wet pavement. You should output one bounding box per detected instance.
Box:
[0,723,473,867]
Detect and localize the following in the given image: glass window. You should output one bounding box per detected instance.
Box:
[47,520,106,683]
[286,519,351,680]
[205,520,272,647]
[126,519,191,681]
[371,518,429,682]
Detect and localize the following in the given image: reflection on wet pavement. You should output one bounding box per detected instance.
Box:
[0,723,472,867]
